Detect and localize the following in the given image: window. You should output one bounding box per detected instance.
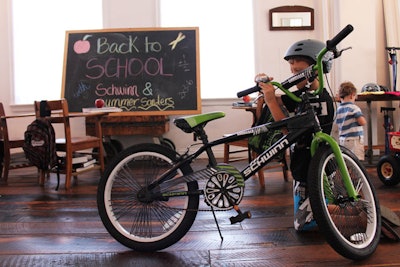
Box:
[12,0,102,104]
[159,0,255,98]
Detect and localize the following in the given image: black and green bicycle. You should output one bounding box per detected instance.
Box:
[97,25,381,260]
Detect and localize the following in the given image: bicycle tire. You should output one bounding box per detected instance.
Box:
[97,143,199,252]
[308,145,381,260]
[160,137,176,151]
[377,154,400,186]
[102,141,118,164]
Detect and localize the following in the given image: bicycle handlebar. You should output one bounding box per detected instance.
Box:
[386,47,400,50]
[237,85,260,98]
[236,66,315,98]
[237,24,354,100]
[326,24,353,50]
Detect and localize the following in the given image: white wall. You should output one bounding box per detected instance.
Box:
[102,0,158,28]
[330,0,388,145]
[253,0,323,83]
[0,0,394,157]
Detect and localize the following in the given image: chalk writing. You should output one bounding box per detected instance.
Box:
[96,83,139,97]
[178,54,190,72]
[85,57,172,79]
[73,82,91,98]
[145,37,162,53]
[140,96,175,111]
[97,36,139,54]
[178,80,194,99]
[142,82,153,96]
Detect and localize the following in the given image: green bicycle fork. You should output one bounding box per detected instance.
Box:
[310,131,359,201]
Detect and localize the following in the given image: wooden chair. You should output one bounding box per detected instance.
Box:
[224,99,262,164]
[34,99,105,189]
[224,96,289,187]
[0,102,35,181]
[223,139,252,163]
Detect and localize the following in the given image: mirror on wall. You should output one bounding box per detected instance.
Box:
[269,6,314,31]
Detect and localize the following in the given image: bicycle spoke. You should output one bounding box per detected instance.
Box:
[309,145,380,260]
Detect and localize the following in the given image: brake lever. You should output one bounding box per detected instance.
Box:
[334,46,352,58]
[252,84,280,103]
[252,93,264,104]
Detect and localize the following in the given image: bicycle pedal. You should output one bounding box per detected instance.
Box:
[229,211,251,224]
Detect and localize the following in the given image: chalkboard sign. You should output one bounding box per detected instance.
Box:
[62,27,200,115]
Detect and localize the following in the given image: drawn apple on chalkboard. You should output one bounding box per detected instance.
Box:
[95,99,105,108]
[73,35,92,54]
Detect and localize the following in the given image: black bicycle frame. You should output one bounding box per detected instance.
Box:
[147,107,319,193]
[237,111,316,179]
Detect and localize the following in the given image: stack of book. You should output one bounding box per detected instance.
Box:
[82,107,122,113]
[57,152,97,172]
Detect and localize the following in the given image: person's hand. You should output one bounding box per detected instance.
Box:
[254,73,270,83]
[259,82,275,102]
[255,73,275,102]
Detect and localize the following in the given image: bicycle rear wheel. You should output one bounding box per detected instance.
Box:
[308,145,381,260]
[97,143,199,252]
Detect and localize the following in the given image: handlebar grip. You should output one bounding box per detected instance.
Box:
[237,85,259,98]
[326,24,354,50]
[281,65,315,89]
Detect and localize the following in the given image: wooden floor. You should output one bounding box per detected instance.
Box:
[1,158,400,267]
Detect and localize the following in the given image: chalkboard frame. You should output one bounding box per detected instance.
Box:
[61,27,201,115]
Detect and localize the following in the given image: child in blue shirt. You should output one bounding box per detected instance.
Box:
[335,81,367,160]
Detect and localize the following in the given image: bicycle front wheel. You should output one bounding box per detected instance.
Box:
[308,145,381,260]
[97,143,199,252]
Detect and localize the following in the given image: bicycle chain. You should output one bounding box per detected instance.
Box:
[164,204,231,213]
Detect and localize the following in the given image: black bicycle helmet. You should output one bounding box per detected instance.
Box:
[361,83,381,93]
[284,39,332,73]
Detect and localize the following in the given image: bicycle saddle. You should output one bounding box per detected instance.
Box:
[174,111,225,133]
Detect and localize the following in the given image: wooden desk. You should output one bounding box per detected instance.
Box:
[85,114,170,136]
[356,93,400,164]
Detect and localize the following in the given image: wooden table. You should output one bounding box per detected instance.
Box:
[356,93,400,164]
[85,114,169,137]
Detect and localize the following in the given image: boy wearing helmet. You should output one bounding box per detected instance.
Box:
[256,39,334,231]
